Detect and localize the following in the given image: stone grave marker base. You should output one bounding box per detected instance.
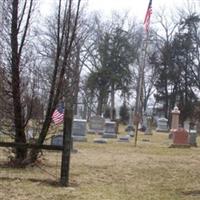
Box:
[118,135,130,142]
[72,136,87,142]
[169,144,191,148]
[102,134,117,138]
[93,138,108,144]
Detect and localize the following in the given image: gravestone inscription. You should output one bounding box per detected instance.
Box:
[102,121,117,138]
[156,118,169,132]
[171,128,190,147]
[51,134,63,146]
[72,119,87,142]
[88,116,105,134]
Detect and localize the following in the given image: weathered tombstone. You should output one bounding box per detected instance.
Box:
[184,120,190,132]
[189,130,197,147]
[189,123,197,147]
[169,106,180,139]
[196,122,200,135]
[88,116,105,134]
[126,125,134,137]
[145,116,153,135]
[118,135,130,142]
[125,109,134,137]
[156,117,169,132]
[51,134,76,152]
[102,121,117,138]
[171,106,180,132]
[51,134,63,146]
[72,119,87,142]
[93,138,108,144]
[171,128,190,147]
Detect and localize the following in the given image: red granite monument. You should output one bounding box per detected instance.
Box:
[171,128,190,147]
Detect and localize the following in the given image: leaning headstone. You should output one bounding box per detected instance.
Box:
[170,128,190,148]
[72,119,87,142]
[88,116,105,134]
[156,118,169,132]
[102,121,117,138]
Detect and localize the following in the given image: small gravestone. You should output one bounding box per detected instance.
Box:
[145,116,153,135]
[189,123,197,147]
[125,110,134,137]
[125,125,134,137]
[118,135,130,142]
[189,130,197,147]
[51,134,63,146]
[142,138,150,142]
[51,134,76,151]
[88,116,105,134]
[102,121,117,138]
[156,118,169,132]
[170,128,190,148]
[93,138,108,144]
[72,119,87,142]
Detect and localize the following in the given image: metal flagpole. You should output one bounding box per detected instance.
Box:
[134,0,152,147]
[134,33,149,147]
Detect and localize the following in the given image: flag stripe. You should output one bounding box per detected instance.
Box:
[144,0,152,32]
[52,104,64,125]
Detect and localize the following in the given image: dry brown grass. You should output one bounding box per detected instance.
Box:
[1,129,200,200]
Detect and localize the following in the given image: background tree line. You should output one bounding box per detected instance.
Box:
[0,1,199,165]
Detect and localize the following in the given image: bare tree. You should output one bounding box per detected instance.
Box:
[30,0,82,163]
[0,0,35,165]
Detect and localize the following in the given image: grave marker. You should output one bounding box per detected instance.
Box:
[88,116,105,134]
[156,118,169,132]
[189,123,197,147]
[102,121,117,138]
[51,134,63,146]
[170,128,190,148]
[72,119,87,142]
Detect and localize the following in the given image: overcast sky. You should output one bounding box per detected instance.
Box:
[40,0,200,23]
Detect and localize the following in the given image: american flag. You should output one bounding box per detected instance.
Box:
[52,103,64,125]
[144,0,152,32]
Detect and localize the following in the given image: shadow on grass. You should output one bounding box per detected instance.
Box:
[181,190,200,196]
[0,159,60,169]
[0,176,79,187]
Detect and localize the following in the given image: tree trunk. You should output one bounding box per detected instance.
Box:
[60,93,73,186]
[110,83,115,120]
[11,0,27,162]
[97,93,103,116]
[73,44,80,116]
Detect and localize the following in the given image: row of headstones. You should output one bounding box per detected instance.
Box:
[51,116,118,146]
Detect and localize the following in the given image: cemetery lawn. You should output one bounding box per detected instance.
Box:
[1,129,200,200]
